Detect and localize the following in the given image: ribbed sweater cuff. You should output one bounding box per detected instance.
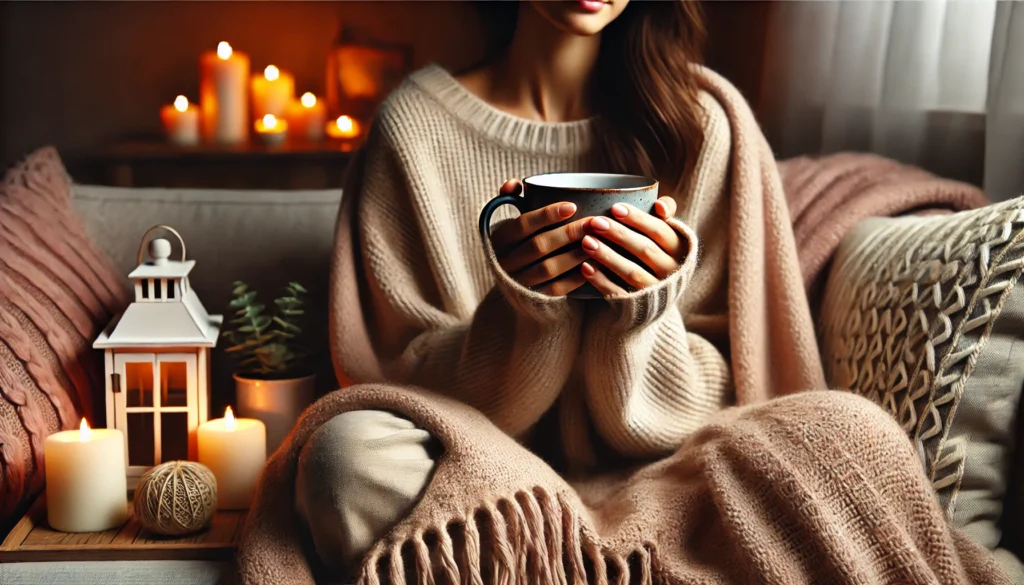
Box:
[603,218,699,330]
[482,232,581,324]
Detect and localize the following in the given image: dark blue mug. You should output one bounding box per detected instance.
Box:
[479,172,659,298]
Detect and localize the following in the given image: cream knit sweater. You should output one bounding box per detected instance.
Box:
[333,63,733,469]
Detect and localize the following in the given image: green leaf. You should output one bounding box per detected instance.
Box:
[281,309,305,316]
[238,325,255,333]
[288,282,308,294]
[232,282,248,294]
[229,297,250,308]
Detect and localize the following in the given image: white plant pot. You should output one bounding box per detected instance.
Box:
[234,373,316,455]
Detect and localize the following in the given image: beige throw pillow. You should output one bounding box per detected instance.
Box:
[819,197,1024,553]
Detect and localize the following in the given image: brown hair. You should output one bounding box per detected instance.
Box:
[475,1,707,195]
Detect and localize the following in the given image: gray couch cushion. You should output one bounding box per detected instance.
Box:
[0,560,230,585]
[71,185,343,403]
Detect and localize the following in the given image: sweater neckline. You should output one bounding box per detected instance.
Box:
[409,63,593,157]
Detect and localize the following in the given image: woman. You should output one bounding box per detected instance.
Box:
[239,2,1007,584]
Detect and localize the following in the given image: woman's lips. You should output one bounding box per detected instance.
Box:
[577,0,607,13]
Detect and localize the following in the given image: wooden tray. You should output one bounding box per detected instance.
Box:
[0,496,245,562]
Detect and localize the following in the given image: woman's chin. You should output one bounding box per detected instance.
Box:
[530,0,629,37]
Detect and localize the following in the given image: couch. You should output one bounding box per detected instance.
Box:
[3,167,1024,584]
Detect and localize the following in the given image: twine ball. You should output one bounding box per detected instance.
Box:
[134,461,217,536]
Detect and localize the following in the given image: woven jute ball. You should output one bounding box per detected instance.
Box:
[134,461,217,536]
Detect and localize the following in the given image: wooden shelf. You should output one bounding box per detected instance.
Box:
[69,136,359,190]
[0,495,244,562]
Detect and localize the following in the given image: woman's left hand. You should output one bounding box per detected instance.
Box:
[580,197,686,296]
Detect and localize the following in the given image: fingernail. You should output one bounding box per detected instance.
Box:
[654,201,666,217]
[611,203,628,218]
[581,262,596,276]
[558,202,577,218]
[582,235,600,251]
[591,217,610,231]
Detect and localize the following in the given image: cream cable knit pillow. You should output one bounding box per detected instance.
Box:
[820,197,1024,552]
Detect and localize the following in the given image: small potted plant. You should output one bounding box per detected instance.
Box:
[222,281,316,453]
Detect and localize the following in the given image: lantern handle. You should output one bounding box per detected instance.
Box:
[137,225,187,265]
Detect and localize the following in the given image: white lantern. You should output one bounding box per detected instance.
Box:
[93,226,222,487]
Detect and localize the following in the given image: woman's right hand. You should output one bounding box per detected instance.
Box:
[489,179,591,297]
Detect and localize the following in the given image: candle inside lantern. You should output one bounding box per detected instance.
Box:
[200,41,250,145]
[160,95,200,146]
[44,419,128,532]
[326,115,361,140]
[254,114,288,146]
[251,64,295,120]
[286,92,327,142]
[197,407,266,509]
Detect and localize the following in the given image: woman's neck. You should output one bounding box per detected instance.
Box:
[461,6,600,123]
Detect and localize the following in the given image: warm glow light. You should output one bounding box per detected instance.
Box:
[79,418,91,441]
[264,65,280,81]
[300,92,316,108]
[173,95,189,112]
[217,41,233,60]
[262,114,278,129]
[336,115,354,132]
[224,406,236,432]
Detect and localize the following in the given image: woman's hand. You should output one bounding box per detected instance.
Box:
[490,179,592,297]
[580,198,687,296]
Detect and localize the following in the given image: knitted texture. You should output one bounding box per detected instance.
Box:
[330,64,824,469]
[134,461,218,536]
[820,198,1024,546]
[238,66,1007,584]
[0,147,129,520]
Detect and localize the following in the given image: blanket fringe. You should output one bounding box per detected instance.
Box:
[357,487,656,585]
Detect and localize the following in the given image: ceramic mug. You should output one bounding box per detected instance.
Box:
[479,172,660,298]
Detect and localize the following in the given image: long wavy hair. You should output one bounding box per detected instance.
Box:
[476,1,707,195]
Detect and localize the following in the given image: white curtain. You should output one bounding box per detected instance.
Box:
[759,0,1024,201]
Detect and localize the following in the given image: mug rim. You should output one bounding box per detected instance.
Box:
[523,172,658,193]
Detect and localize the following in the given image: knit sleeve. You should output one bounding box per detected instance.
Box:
[578,94,735,459]
[330,122,584,438]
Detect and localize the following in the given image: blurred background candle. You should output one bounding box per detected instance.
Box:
[200,41,249,145]
[44,419,128,532]
[287,92,326,142]
[254,114,287,146]
[251,65,294,119]
[160,95,200,146]
[198,407,266,509]
[325,115,361,140]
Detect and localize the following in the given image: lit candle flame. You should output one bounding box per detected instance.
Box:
[79,418,91,441]
[217,41,233,60]
[173,95,189,113]
[300,92,316,108]
[224,406,236,432]
[336,115,354,133]
[264,65,279,81]
[262,114,278,130]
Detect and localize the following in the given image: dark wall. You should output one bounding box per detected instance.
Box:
[0,1,489,169]
[0,1,770,171]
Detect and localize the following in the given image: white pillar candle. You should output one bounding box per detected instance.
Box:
[199,41,250,145]
[44,420,128,532]
[251,65,295,119]
[160,95,200,146]
[197,407,266,509]
[287,92,327,142]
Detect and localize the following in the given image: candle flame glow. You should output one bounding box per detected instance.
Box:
[262,114,278,130]
[217,42,233,60]
[264,65,279,81]
[224,406,236,432]
[300,92,316,108]
[173,95,189,113]
[336,115,354,132]
[79,418,91,441]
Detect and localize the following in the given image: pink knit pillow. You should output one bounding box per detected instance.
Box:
[0,147,129,520]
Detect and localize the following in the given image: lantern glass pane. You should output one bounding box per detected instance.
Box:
[125,362,154,407]
[160,361,188,407]
[127,413,155,466]
[161,412,189,461]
